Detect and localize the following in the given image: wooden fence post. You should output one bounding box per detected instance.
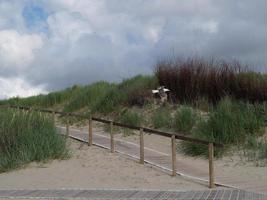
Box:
[110,122,114,153]
[171,134,177,176]
[88,116,93,146]
[66,113,69,137]
[140,128,144,164]
[209,142,215,188]
[52,111,56,124]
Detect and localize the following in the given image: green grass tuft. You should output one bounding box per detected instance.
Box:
[174,106,197,133]
[180,98,265,157]
[0,108,69,173]
[152,106,172,129]
[118,109,142,127]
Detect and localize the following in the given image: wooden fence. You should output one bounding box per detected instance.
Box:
[2,105,223,188]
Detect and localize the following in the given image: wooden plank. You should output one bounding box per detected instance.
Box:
[140,128,144,164]
[1,189,264,200]
[171,134,176,176]
[209,143,215,188]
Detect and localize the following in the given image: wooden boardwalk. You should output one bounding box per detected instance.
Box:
[57,126,267,195]
[0,189,266,199]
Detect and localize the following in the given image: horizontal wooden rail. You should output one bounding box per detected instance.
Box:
[2,105,223,148]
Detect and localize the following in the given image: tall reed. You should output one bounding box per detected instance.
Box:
[155,57,267,104]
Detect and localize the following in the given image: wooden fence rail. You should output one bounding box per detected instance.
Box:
[1,105,223,188]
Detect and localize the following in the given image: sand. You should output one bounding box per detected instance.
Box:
[75,123,267,193]
[1,122,266,193]
[0,139,206,190]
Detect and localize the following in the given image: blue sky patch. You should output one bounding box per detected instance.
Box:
[22,3,49,33]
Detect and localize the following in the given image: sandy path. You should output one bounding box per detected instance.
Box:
[0,139,206,190]
[73,123,267,194]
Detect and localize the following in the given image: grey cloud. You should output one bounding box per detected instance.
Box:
[1,0,267,97]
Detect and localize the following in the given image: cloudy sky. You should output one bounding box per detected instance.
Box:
[0,0,267,99]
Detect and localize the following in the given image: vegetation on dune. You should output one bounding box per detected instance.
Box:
[0,75,157,115]
[180,98,266,157]
[117,109,143,136]
[174,105,197,133]
[0,57,266,161]
[152,106,172,129]
[0,108,69,172]
[64,82,113,113]
[1,86,81,108]
[84,75,157,114]
[155,57,267,104]
[244,135,267,165]
[118,109,142,127]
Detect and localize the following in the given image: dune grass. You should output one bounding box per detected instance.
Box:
[1,85,82,108]
[118,109,142,127]
[0,108,69,173]
[151,106,172,129]
[63,82,113,113]
[180,98,266,157]
[116,109,143,136]
[174,105,197,133]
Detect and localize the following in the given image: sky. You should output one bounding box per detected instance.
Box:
[0,0,267,99]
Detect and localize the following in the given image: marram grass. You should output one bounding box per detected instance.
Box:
[0,108,69,173]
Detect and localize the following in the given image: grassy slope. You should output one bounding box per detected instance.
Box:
[0,75,157,114]
[0,71,266,160]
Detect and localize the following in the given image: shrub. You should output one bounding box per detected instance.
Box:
[0,109,69,172]
[127,89,152,107]
[152,107,172,129]
[174,106,197,133]
[119,75,158,106]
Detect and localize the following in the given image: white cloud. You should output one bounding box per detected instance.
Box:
[47,11,92,42]
[0,77,47,99]
[0,30,43,70]
[0,0,267,99]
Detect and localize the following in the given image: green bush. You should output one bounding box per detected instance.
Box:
[152,107,172,129]
[174,106,197,133]
[0,109,69,172]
